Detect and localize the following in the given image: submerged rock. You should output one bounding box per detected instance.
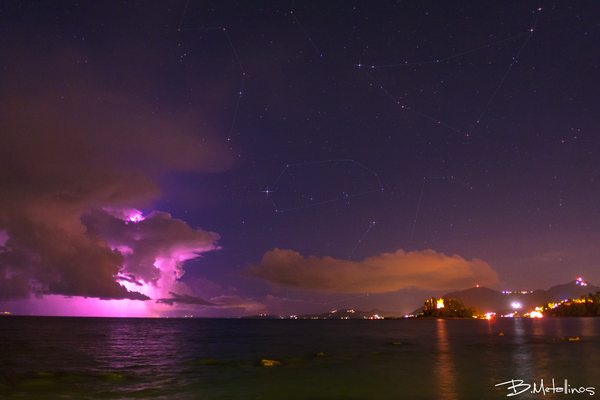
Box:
[259,359,281,366]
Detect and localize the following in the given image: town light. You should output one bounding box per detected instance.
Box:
[529,311,543,318]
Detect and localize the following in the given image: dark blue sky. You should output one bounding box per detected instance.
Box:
[1,1,599,316]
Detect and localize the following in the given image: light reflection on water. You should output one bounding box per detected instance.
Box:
[512,317,532,379]
[1,316,600,399]
[435,319,457,399]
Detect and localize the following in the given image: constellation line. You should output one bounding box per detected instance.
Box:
[268,159,384,212]
[409,176,472,247]
[178,0,190,30]
[347,220,376,260]
[359,8,542,136]
[290,0,322,57]
[468,24,536,134]
[178,4,247,141]
[367,32,531,68]
[224,29,245,73]
[359,67,469,136]
[228,74,245,141]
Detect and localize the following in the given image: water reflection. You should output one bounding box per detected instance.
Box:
[435,319,457,399]
[531,318,545,337]
[551,317,564,339]
[5,317,600,399]
[576,318,600,385]
[579,317,596,337]
[512,318,533,380]
[530,318,553,379]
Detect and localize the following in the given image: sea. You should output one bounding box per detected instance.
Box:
[1,316,599,399]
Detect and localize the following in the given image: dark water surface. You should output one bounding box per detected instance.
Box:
[1,316,599,399]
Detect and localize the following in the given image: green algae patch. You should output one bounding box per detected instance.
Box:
[102,372,126,382]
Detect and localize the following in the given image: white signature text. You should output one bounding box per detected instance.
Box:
[496,379,595,396]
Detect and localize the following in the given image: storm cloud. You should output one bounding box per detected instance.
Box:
[0,49,232,301]
[244,248,499,293]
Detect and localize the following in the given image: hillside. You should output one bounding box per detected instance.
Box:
[441,280,600,314]
[295,308,398,319]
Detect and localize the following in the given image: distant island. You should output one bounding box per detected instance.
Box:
[243,278,600,320]
[242,309,397,320]
[435,277,600,318]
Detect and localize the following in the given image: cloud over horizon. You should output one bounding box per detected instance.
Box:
[0,49,233,302]
[155,292,265,313]
[244,248,499,293]
[156,292,216,306]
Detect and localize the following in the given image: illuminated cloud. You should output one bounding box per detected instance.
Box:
[244,248,499,293]
[81,209,220,287]
[0,50,232,303]
[185,277,227,297]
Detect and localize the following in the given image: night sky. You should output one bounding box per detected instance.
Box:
[1,1,599,317]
